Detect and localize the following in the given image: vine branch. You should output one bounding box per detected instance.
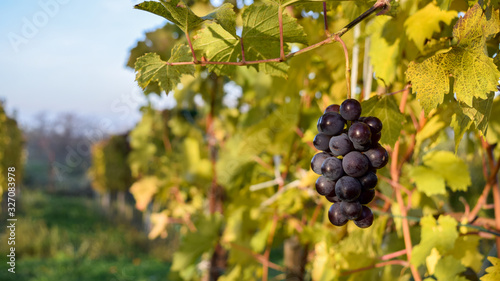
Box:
[391,88,422,281]
[160,3,385,67]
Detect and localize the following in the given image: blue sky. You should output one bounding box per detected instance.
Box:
[0,0,169,132]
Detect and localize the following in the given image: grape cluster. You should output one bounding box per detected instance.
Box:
[310,99,388,228]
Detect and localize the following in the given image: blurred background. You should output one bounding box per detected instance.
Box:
[0,0,178,280]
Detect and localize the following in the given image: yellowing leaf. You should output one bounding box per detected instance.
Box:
[411,215,458,266]
[454,4,500,49]
[406,3,500,113]
[148,211,169,239]
[130,177,158,211]
[406,53,450,113]
[404,3,456,52]
[481,256,500,281]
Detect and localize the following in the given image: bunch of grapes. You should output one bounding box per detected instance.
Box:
[310,99,388,228]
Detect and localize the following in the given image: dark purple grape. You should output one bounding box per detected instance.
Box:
[342,151,370,177]
[358,189,375,205]
[325,194,340,203]
[317,112,345,136]
[354,206,374,228]
[358,117,366,122]
[335,176,361,202]
[311,152,330,175]
[364,144,389,169]
[324,104,340,113]
[340,201,363,220]
[348,122,372,145]
[339,99,362,121]
[328,203,348,226]
[329,133,353,157]
[313,133,332,152]
[358,171,378,190]
[353,142,371,152]
[371,132,381,143]
[321,157,344,181]
[363,116,383,134]
[315,176,336,196]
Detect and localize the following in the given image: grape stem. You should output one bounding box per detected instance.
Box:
[334,34,351,99]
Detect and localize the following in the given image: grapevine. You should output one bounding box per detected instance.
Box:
[90,0,500,280]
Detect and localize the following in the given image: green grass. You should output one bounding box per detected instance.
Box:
[0,191,171,281]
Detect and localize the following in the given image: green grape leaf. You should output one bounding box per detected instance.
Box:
[406,3,500,113]
[404,3,456,52]
[409,166,446,196]
[193,23,240,76]
[241,3,308,78]
[135,44,195,93]
[411,215,458,266]
[201,3,237,36]
[481,257,500,281]
[423,151,471,192]
[434,256,466,281]
[135,0,203,32]
[171,214,222,272]
[361,95,404,146]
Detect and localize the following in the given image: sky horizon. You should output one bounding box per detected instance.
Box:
[0,0,172,133]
